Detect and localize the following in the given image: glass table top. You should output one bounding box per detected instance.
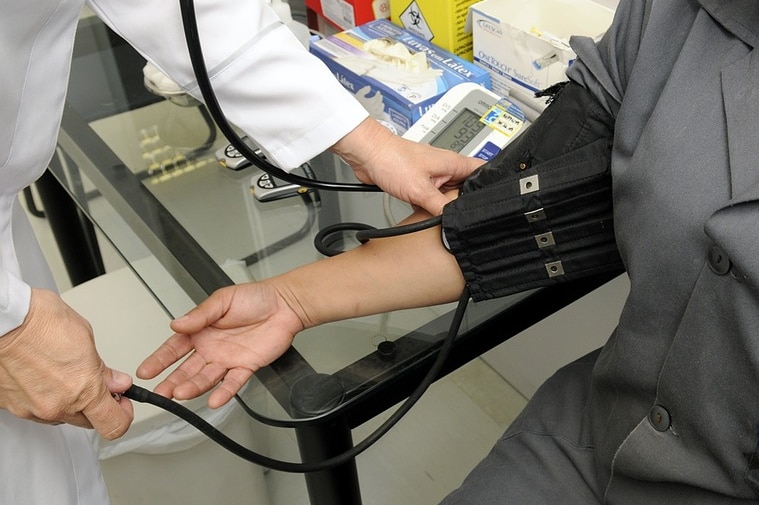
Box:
[52,17,564,426]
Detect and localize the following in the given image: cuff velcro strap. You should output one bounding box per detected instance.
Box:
[442,81,624,301]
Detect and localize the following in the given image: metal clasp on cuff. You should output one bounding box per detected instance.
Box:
[524,208,546,223]
[545,261,565,278]
[520,175,540,195]
[535,231,555,248]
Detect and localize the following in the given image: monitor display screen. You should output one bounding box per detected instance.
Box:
[429,109,485,152]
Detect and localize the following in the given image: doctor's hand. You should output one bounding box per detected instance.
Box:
[331,117,485,216]
[136,282,304,409]
[0,289,134,440]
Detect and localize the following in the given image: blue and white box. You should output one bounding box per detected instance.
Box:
[468,0,614,113]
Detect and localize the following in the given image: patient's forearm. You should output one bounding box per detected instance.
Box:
[271,221,465,329]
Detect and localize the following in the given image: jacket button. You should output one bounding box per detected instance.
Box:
[708,245,731,275]
[649,405,671,432]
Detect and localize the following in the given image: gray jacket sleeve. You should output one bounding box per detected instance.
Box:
[565,0,651,117]
[440,0,652,301]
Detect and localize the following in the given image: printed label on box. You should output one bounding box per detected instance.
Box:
[372,0,390,19]
[321,0,356,29]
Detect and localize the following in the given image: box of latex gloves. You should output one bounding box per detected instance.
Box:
[310,19,491,134]
[468,0,614,113]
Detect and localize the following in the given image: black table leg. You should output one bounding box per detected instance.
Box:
[34,169,105,286]
[291,374,363,505]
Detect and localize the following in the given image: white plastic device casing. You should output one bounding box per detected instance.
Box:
[402,83,528,161]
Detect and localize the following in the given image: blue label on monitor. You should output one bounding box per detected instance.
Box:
[473,141,501,161]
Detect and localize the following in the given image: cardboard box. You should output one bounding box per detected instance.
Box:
[469,0,614,113]
[390,0,481,61]
[310,19,491,134]
[306,0,389,31]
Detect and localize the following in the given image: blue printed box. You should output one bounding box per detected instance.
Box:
[310,19,491,134]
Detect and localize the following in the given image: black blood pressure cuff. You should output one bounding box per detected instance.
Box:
[441,81,624,301]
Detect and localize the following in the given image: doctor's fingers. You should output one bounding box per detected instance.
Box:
[23,387,133,439]
[80,383,135,440]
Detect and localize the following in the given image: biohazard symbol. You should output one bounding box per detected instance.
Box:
[399,1,434,41]
[408,8,422,28]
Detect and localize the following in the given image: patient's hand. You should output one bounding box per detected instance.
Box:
[137,282,304,408]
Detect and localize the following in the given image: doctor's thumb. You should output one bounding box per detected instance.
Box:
[106,368,133,393]
[86,378,135,440]
[415,184,462,217]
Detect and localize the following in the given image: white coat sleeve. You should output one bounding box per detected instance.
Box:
[0,198,57,336]
[0,261,31,336]
[85,0,369,169]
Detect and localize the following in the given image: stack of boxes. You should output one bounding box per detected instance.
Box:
[305,0,616,129]
[306,0,479,60]
[309,19,490,134]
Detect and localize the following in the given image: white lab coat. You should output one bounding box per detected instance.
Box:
[0,0,367,502]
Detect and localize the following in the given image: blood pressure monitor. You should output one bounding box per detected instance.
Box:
[402,83,528,161]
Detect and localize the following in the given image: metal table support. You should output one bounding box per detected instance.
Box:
[34,168,105,286]
[291,374,363,505]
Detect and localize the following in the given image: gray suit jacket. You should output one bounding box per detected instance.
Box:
[565,0,759,500]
